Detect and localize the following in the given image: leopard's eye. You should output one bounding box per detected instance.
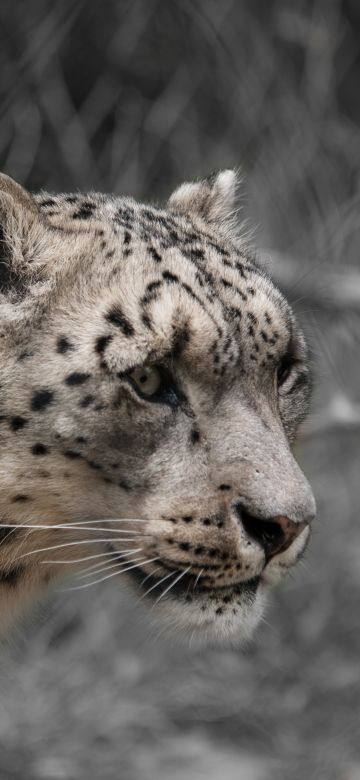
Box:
[129,366,162,397]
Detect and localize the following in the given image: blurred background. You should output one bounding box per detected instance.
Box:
[0,0,360,778]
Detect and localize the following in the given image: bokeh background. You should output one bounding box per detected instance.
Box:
[1,1,360,778]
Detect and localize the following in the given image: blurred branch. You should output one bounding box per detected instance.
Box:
[302,394,360,438]
[265,249,360,316]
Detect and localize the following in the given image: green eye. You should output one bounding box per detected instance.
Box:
[129,366,162,397]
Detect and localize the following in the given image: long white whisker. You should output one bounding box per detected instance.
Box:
[65,549,144,575]
[140,566,162,586]
[77,554,153,580]
[40,549,142,566]
[0,517,145,552]
[139,570,176,602]
[193,568,204,591]
[14,538,144,562]
[51,518,145,525]
[0,523,142,535]
[62,556,160,591]
[153,566,191,607]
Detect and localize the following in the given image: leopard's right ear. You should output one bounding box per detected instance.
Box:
[0,173,44,300]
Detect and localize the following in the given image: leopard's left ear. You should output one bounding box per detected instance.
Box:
[0,173,45,300]
[168,169,240,236]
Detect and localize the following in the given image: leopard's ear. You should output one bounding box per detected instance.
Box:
[0,173,44,300]
[168,169,241,236]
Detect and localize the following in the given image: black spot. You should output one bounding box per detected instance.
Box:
[31,443,48,456]
[218,484,231,491]
[57,336,74,354]
[10,416,28,432]
[124,230,131,245]
[247,312,257,325]
[65,372,91,386]
[215,607,224,616]
[73,203,95,220]
[31,389,54,412]
[40,198,56,207]
[189,247,205,260]
[95,335,113,354]
[195,546,205,555]
[87,460,102,470]
[105,305,134,337]
[141,313,152,329]
[182,516,193,523]
[0,524,17,544]
[149,247,162,263]
[65,195,78,203]
[179,542,190,551]
[12,494,29,503]
[17,351,33,361]
[190,428,200,444]
[172,325,190,359]
[75,436,87,444]
[118,479,132,491]
[162,271,179,283]
[260,330,269,342]
[79,394,94,408]
[64,450,82,459]
[0,566,25,587]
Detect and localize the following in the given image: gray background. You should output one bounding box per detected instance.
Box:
[0,1,359,778]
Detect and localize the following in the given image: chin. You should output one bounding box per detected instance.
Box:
[126,567,269,646]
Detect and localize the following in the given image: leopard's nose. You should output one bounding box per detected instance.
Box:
[234,503,308,560]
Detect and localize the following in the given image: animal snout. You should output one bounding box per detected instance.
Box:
[234,503,309,561]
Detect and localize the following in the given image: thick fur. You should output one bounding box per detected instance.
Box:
[0,171,315,642]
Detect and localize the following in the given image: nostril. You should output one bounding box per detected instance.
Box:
[237,506,306,560]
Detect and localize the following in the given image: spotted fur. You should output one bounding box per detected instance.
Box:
[0,170,315,642]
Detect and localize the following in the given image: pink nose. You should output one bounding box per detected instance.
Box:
[236,507,307,560]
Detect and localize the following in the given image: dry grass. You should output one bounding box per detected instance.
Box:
[0,1,359,778]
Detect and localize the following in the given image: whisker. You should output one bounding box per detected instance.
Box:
[40,549,142,566]
[77,554,153,580]
[139,570,176,602]
[63,549,144,575]
[54,518,145,525]
[153,566,192,607]
[0,523,142,535]
[193,568,204,591]
[13,537,146,562]
[140,566,162,586]
[0,516,146,552]
[62,556,160,591]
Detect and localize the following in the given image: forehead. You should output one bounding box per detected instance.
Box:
[105,198,292,369]
[40,193,293,371]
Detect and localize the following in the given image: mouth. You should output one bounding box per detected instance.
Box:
[126,560,261,603]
